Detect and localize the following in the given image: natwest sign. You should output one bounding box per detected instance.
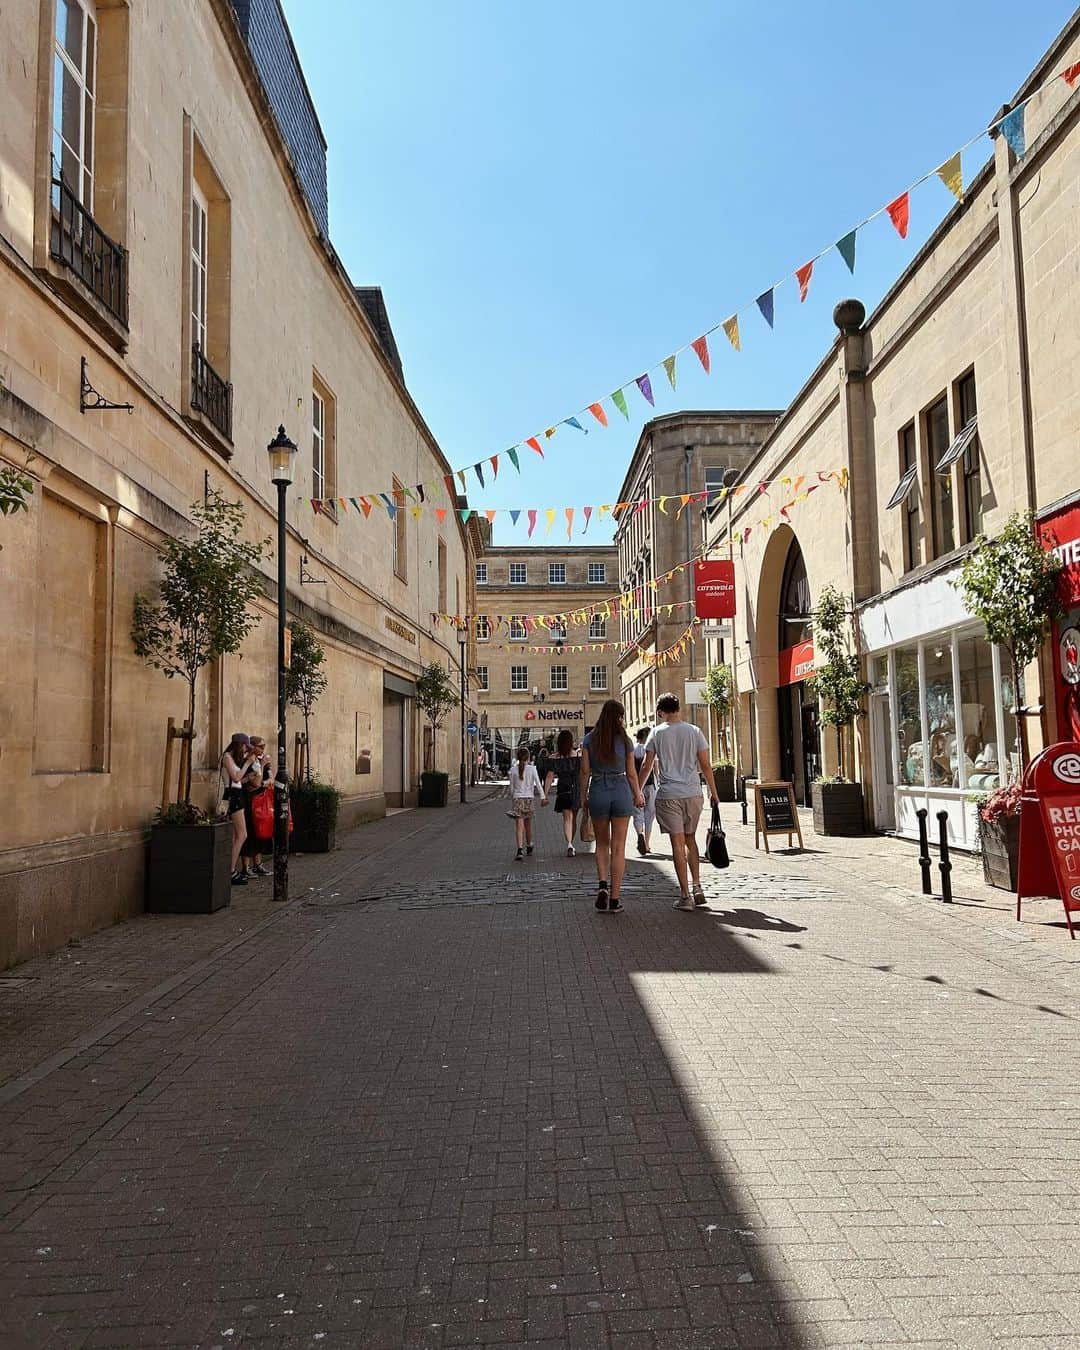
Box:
[524,707,584,722]
[694,559,736,620]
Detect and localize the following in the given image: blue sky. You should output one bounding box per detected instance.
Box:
[282,1,1069,545]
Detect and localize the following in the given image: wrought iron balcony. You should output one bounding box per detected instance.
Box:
[191,345,233,443]
[49,175,128,327]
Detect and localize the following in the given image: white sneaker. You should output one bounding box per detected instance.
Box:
[566,844,575,857]
[673,896,695,912]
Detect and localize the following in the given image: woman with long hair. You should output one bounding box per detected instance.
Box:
[544,729,581,857]
[219,732,255,884]
[580,700,644,912]
[508,745,545,861]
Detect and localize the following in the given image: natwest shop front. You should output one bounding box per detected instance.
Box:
[1038,495,1080,742]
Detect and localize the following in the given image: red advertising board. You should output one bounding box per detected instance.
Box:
[1038,501,1080,741]
[694,559,736,620]
[1016,740,1080,938]
[778,639,815,687]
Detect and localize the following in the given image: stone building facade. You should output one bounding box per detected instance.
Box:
[471,542,619,764]
[703,12,1080,847]
[0,0,477,965]
[614,412,779,735]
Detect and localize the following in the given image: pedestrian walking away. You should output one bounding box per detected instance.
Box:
[580,699,644,913]
[544,729,582,856]
[632,725,658,855]
[219,732,256,885]
[507,746,546,860]
[640,693,720,911]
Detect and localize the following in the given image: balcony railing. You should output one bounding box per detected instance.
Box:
[49,175,128,326]
[191,345,233,443]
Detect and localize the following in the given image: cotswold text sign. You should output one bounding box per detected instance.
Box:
[523,707,584,722]
[694,560,736,621]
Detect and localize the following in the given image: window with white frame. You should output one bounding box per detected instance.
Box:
[509,618,527,641]
[53,0,98,206]
[548,562,566,585]
[475,665,489,691]
[550,665,568,692]
[589,615,606,640]
[475,616,490,642]
[312,386,327,501]
[191,182,209,356]
[475,562,488,585]
[509,562,527,585]
[510,665,528,692]
[588,562,606,584]
[590,665,608,692]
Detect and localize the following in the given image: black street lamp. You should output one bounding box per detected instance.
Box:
[456,625,468,804]
[267,425,298,903]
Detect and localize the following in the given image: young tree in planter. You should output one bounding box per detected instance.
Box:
[806,585,870,781]
[954,510,1062,771]
[703,663,734,761]
[285,621,328,782]
[415,661,457,773]
[131,490,269,807]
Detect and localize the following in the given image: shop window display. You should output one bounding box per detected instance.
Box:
[895,645,923,786]
[924,644,962,787]
[957,636,1000,790]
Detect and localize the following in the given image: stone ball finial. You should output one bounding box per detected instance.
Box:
[833,298,865,333]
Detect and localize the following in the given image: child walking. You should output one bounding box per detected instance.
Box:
[508,746,545,861]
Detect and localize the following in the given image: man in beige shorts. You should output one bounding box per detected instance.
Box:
[640,693,720,911]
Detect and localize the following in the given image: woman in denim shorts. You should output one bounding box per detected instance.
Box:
[581,700,645,913]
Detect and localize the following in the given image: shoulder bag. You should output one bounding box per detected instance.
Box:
[705,803,730,869]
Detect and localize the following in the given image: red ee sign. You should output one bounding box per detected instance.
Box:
[1017,741,1080,938]
[694,559,736,620]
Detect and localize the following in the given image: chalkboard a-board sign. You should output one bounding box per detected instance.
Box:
[753,781,804,852]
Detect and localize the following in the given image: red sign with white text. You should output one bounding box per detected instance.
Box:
[694,559,736,620]
[778,639,815,687]
[1038,502,1080,741]
[1016,741,1080,938]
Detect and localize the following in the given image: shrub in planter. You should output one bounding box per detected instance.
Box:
[290,780,341,853]
[973,782,1022,891]
[712,762,737,802]
[147,802,231,914]
[811,779,865,837]
[419,771,449,807]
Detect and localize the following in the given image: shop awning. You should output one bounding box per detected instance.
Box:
[935,415,979,473]
[885,464,919,510]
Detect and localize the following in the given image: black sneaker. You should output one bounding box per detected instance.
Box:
[526,845,534,856]
[514,848,524,862]
[636,832,647,856]
[231,871,248,886]
[251,863,270,878]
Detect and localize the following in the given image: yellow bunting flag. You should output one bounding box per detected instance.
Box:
[936,152,964,203]
[411,505,423,519]
[663,354,677,390]
[722,316,741,352]
[544,508,556,536]
[658,496,669,514]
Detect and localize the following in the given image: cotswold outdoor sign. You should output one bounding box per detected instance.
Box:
[694,559,736,620]
[384,615,417,645]
[524,707,584,722]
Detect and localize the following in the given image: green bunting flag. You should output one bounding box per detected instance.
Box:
[612,388,629,420]
[836,230,856,273]
[663,355,677,390]
[507,447,520,472]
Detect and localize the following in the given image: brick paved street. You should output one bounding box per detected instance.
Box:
[3,795,1080,1349]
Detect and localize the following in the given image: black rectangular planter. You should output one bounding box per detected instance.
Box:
[713,765,736,802]
[419,771,449,808]
[147,821,231,914]
[812,781,866,836]
[981,814,1020,891]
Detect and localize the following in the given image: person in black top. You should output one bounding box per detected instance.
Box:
[543,729,582,857]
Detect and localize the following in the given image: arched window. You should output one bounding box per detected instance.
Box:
[778,541,812,649]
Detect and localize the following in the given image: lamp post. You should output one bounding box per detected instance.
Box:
[456,625,468,804]
[267,425,298,903]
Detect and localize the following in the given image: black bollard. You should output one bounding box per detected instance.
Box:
[916,808,932,894]
[937,810,953,903]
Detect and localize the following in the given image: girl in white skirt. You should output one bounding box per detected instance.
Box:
[508,746,545,860]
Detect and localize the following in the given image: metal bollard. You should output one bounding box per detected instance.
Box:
[916,808,932,894]
[936,810,953,903]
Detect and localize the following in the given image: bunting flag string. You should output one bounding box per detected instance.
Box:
[326,62,1070,512]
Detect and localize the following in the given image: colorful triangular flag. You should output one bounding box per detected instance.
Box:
[588,402,608,427]
[565,507,574,540]
[795,260,814,302]
[544,508,556,536]
[526,437,543,457]
[722,316,740,352]
[583,505,593,533]
[1063,61,1080,87]
[1001,105,1026,159]
[635,373,654,406]
[755,290,774,328]
[527,509,537,538]
[886,192,909,239]
[936,152,963,203]
[836,230,857,273]
[612,388,629,420]
[435,507,447,523]
[509,509,521,526]
[565,416,585,432]
[474,463,485,489]
[663,354,677,389]
[490,456,499,479]
[691,335,710,373]
[507,447,520,472]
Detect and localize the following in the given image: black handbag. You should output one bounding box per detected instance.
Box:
[705,803,730,869]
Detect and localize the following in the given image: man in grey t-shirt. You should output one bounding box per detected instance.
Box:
[641,693,719,912]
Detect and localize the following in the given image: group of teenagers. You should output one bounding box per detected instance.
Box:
[508,692,720,913]
[218,731,276,886]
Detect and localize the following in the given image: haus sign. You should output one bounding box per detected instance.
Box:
[524,707,584,722]
[694,559,736,620]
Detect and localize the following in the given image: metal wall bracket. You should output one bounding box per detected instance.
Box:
[80,357,133,414]
[299,553,326,586]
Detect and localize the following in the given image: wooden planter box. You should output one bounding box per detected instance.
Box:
[981,814,1020,891]
[418,771,449,808]
[812,781,866,837]
[713,765,737,802]
[147,821,231,914]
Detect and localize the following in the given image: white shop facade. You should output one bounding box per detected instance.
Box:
[859,563,1021,851]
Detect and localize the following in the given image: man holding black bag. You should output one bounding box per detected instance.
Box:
[640,693,722,912]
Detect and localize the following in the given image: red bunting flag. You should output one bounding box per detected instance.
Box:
[588,403,608,427]
[527,509,537,539]
[527,437,543,457]
[359,497,373,518]
[490,456,499,479]
[795,260,814,302]
[583,505,593,533]
[691,335,710,374]
[444,475,456,499]
[1063,61,1080,87]
[435,507,447,523]
[312,499,322,515]
[886,192,910,239]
